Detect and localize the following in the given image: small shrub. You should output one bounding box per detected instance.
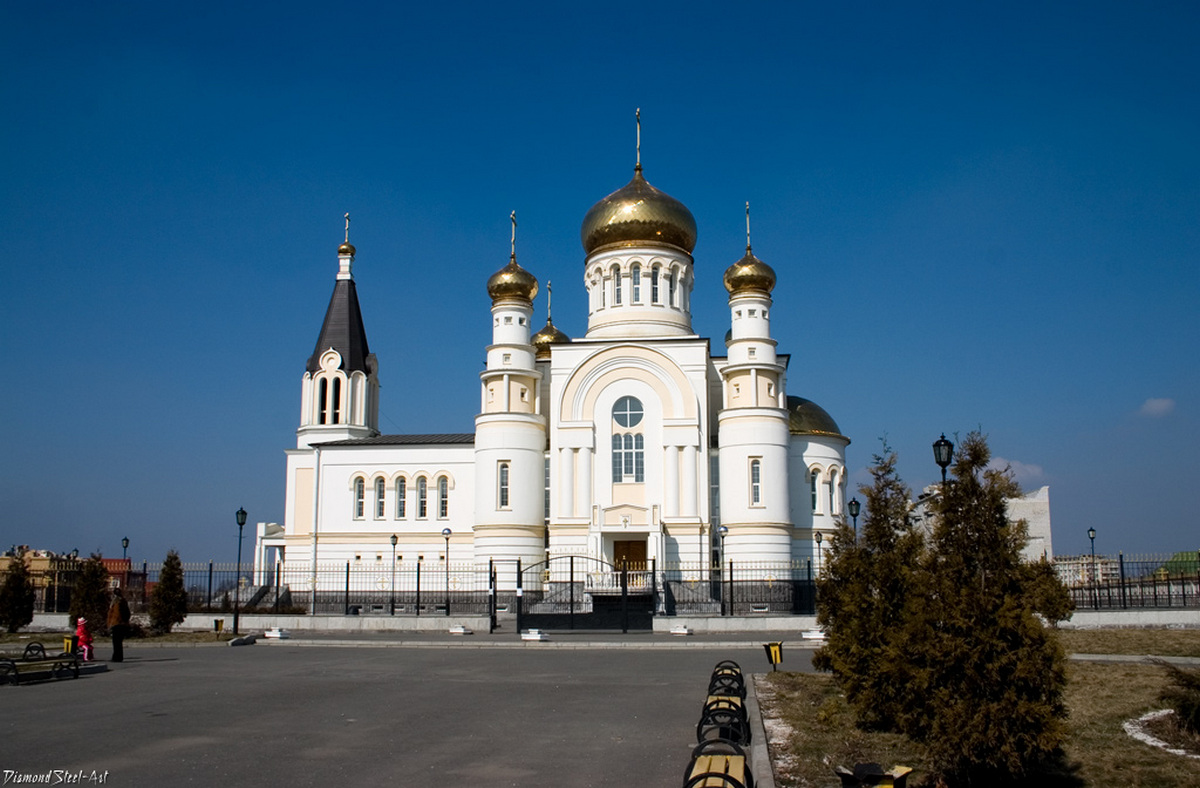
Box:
[149,551,188,633]
[1156,659,1200,735]
[69,556,112,637]
[0,557,35,633]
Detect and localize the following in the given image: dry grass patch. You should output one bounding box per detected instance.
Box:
[758,661,1200,787]
[1059,627,1200,657]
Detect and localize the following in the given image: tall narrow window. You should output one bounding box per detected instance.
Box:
[438,476,449,518]
[611,397,646,483]
[395,478,407,518]
[810,470,819,511]
[417,478,428,518]
[651,266,660,303]
[375,478,386,518]
[750,459,762,505]
[634,435,645,482]
[544,454,551,525]
[331,377,342,424]
[828,470,838,515]
[631,264,641,302]
[354,477,365,518]
[318,379,328,424]
[612,265,622,305]
[498,462,510,509]
[666,270,675,306]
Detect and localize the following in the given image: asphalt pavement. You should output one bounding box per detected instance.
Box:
[1,631,816,787]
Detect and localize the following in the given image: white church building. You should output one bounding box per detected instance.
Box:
[254,159,850,607]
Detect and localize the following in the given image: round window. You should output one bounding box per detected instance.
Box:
[613,396,643,428]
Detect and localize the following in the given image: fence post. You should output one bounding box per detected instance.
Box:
[344,561,350,615]
[274,560,281,612]
[621,565,629,634]
[569,555,575,631]
[728,559,734,618]
[515,558,523,633]
[1118,553,1126,609]
[488,559,496,634]
[206,562,213,610]
[416,561,421,617]
[650,557,657,616]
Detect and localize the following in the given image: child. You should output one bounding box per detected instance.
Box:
[75,616,94,661]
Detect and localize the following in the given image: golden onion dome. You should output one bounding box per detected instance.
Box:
[338,241,356,256]
[787,396,847,439]
[723,248,776,294]
[487,255,539,302]
[531,319,570,359]
[581,166,697,255]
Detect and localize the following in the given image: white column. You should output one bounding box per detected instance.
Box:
[682,444,698,518]
[577,447,592,514]
[559,447,575,518]
[665,445,680,517]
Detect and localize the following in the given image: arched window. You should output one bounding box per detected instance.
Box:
[810,470,819,511]
[828,470,838,515]
[438,476,449,518]
[750,459,762,505]
[651,266,660,303]
[354,477,365,519]
[395,478,407,518]
[666,270,675,307]
[374,478,386,518]
[498,462,510,509]
[317,379,328,424]
[331,377,342,424]
[417,477,428,518]
[611,397,645,483]
[631,264,641,302]
[612,265,622,305]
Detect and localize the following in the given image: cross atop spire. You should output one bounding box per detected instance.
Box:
[547,280,553,322]
[510,210,518,260]
[745,202,752,252]
[635,108,642,172]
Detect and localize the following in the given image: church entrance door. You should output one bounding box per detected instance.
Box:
[613,539,647,570]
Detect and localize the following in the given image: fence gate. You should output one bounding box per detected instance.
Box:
[516,555,654,632]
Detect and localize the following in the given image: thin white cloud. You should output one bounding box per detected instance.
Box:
[1139,398,1175,417]
[989,457,1044,485]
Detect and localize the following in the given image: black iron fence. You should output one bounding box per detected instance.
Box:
[1059,552,1200,610]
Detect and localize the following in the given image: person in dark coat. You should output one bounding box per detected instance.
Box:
[107,588,132,662]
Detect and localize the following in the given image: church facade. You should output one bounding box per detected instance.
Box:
[255,162,850,594]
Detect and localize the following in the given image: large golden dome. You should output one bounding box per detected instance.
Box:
[723,248,776,294]
[486,255,539,302]
[787,396,846,439]
[580,166,697,255]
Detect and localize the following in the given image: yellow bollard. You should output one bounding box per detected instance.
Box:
[763,641,783,670]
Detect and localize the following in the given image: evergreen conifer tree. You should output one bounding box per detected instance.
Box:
[901,431,1069,783]
[814,443,924,730]
[150,550,188,633]
[69,555,112,636]
[0,554,36,633]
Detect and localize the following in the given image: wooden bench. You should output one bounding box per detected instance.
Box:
[0,642,80,686]
[683,739,754,788]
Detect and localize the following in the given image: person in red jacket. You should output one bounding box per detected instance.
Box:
[75,616,93,661]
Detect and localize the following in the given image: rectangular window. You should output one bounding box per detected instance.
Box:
[395,479,407,518]
[631,266,641,302]
[418,478,428,518]
[651,268,659,303]
[354,478,365,519]
[614,270,622,304]
[499,462,510,509]
[375,478,386,518]
[810,471,819,511]
[750,459,762,505]
[438,477,449,518]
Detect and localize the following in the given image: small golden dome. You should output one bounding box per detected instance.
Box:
[338,241,356,257]
[581,167,697,255]
[787,396,846,438]
[723,248,776,294]
[487,255,539,302]
[531,319,570,359]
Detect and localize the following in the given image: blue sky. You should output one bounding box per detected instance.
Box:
[2,2,1196,564]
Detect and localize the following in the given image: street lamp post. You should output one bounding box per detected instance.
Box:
[121,537,129,560]
[1088,527,1097,610]
[814,531,824,576]
[390,534,398,615]
[234,507,247,635]
[847,498,861,540]
[932,434,954,488]
[442,528,452,616]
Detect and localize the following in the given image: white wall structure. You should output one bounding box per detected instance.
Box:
[258,161,851,594]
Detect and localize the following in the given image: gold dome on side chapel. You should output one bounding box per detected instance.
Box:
[787,396,846,439]
[531,318,570,359]
[580,166,697,255]
[723,247,776,294]
[338,241,356,256]
[487,255,539,302]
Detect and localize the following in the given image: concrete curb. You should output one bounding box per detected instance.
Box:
[747,674,777,788]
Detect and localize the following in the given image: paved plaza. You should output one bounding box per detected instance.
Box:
[2,633,813,787]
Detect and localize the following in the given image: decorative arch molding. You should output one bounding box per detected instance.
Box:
[560,345,698,423]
